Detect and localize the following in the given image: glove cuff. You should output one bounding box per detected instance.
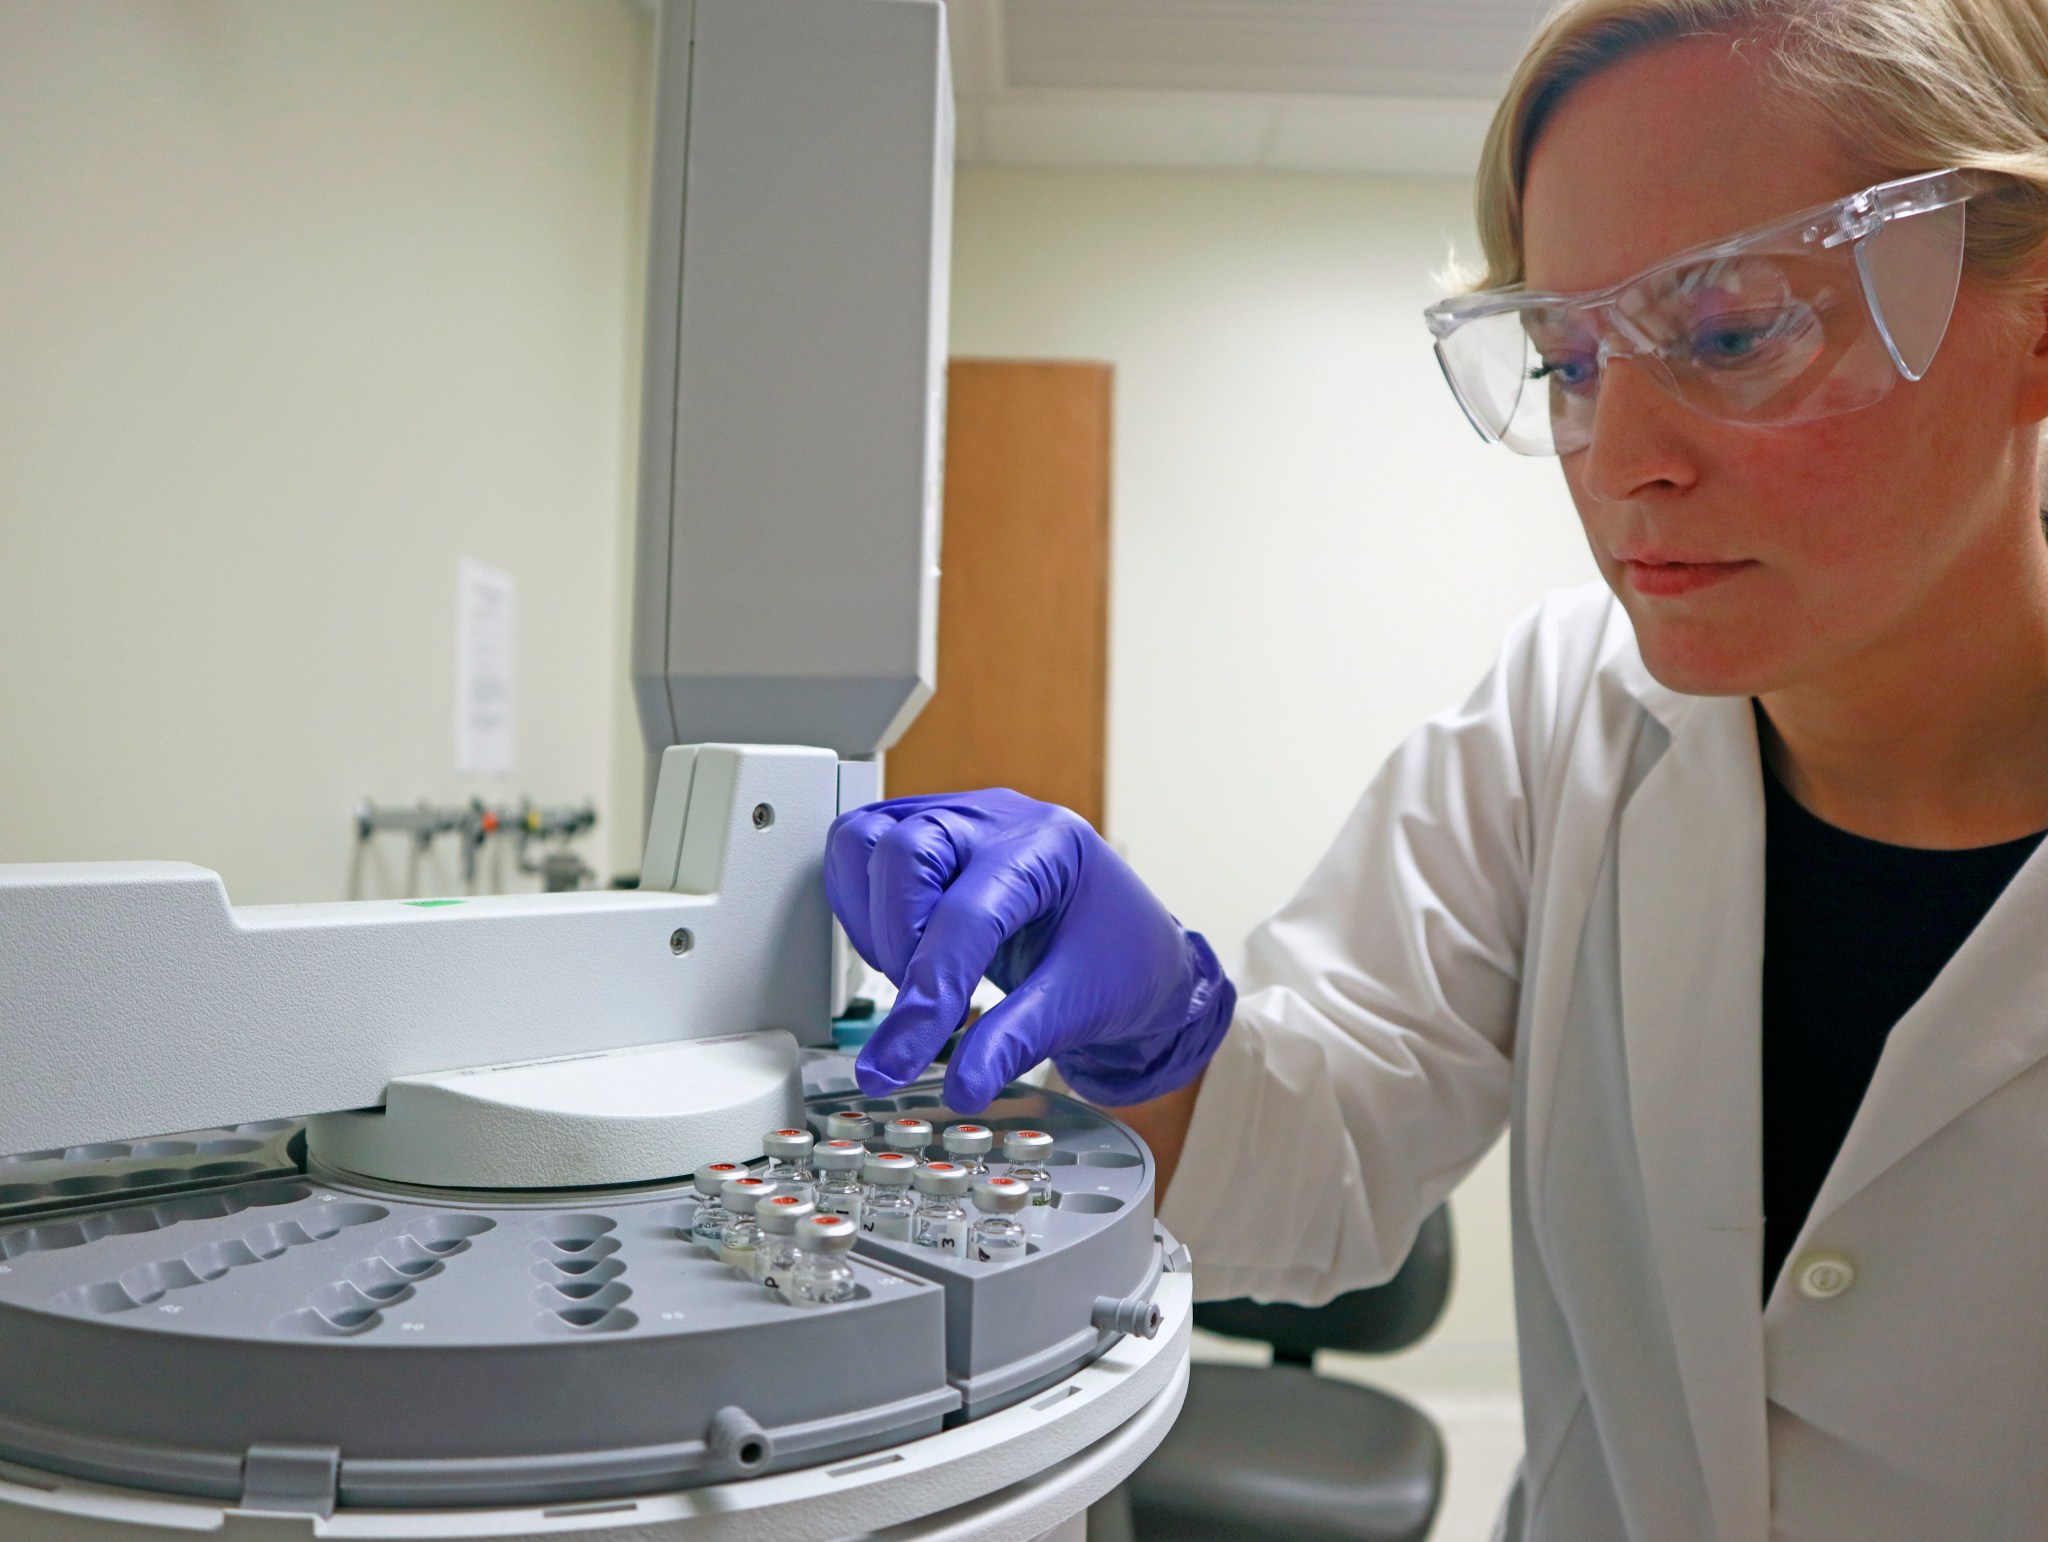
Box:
[1052,928,1236,1107]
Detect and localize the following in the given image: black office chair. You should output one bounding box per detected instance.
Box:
[1117,1205,1455,1542]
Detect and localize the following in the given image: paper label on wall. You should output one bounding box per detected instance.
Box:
[456,558,516,776]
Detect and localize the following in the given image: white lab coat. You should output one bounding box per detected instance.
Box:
[1159,582,2048,1542]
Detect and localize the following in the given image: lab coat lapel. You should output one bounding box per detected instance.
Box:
[1799,837,2048,1237]
[1616,681,1771,1542]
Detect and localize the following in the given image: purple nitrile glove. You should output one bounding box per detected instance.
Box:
[824,788,1236,1113]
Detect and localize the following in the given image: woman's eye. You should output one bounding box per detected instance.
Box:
[1528,355,1597,391]
[1686,306,1814,369]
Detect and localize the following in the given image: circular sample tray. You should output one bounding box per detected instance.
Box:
[0,1081,1160,1515]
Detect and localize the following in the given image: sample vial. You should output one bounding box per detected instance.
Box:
[940,1123,994,1176]
[789,1214,859,1307]
[825,1110,878,1149]
[755,1192,817,1295]
[883,1117,934,1165]
[861,1152,918,1240]
[911,1162,973,1254]
[691,1162,748,1253]
[813,1139,868,1230]
[969,1175,1032,1263]
[718,1177,775,1275]
[761,1128,818,1205]
[1001,1130,1057,1206]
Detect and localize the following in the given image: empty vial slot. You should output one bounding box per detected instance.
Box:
[528,1214,616,1253]
[536,1306,638,1334]
[1050,1192,1123,1214]
[0,1184,47,1205]
[533,1281,632,1313]
[193,1139,264,1157]
[52,1280,147,1315]
[308,1280,407,1329]
[0,1149,67,1166]
[276,1304,383,1338]
[116,1259,206,1305]
[61,1144,132,1162]
[1044,1150,1080,1167]
[50,1176,121,1198]
[233,1120,299,1135]
[127,1141,199,1159]
[376,1236,452,1276]
[529,1238,622,1271]
[407,1213,495,1254]
[1076,1151,1143,1169]
[348,1256,441,1300]
[182,1238,263,1280]
[118,1168,193,1191]
[189,1161,268,1182]
[531,1258,626,1292]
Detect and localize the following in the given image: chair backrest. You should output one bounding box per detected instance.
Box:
[1192,1203,1454,1366]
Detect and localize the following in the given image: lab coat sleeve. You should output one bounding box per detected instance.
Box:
[1160,586,1606,1305]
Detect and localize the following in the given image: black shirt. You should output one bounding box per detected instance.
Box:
[1761,749,2046,1297]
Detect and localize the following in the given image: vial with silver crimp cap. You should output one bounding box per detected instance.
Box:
[789,1213,859,1307]
[911,1162,973,1253]
[691,1162,748,1253]
[1001,1129,1056,1205]
[755,1192,816,1295]
[824,1109,878,1149]
[970,1175,1032,1263]
[883,1117,934,1164]
[813,1139,868,1229]
[861,1151,918,1239]
[940,1122,994,1176]
[761,1127,817,1205]
[718,1176,775,1274]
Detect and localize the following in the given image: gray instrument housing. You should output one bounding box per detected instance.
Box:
[632,0,950,761]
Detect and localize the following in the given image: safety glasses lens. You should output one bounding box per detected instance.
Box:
[1855,200,1966,382]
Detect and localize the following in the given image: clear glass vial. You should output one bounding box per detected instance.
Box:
[1001,1129,1056,1206]
[825,1109,878,1149]
[884,1117,934,1165]
[940,1123,994,1176]
[761,1127,817,1205]
[911,1162,973,1254]
[861,1152,918,1240]
[813,1139,868,1229]
[718,1176,774,1275]
[755,1192,816,1294]
[789,1214,859,1307]
[691,1162,747,1252]
[970,1175,1032,1263]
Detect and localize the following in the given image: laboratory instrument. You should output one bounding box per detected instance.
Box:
[0,4,1190,1540]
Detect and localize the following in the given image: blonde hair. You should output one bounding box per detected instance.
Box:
[1470,0,2048,293]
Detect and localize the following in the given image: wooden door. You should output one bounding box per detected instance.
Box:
[885,360,1112,831]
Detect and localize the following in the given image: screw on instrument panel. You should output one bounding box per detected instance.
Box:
[751,803,775,830]
[670,928,694,955]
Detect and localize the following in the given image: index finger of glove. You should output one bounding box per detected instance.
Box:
[857,848,1058,1093]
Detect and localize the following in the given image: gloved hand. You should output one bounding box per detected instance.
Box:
[825,789,1236,1112]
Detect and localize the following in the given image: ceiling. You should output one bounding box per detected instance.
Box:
[946,0,1552,178]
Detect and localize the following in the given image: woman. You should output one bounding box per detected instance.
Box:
[827,2,2048,1536]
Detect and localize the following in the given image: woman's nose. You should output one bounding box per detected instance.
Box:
[1573,355,1699,499]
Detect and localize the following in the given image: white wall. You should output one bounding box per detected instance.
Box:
[951,165,1599,1395]
[0,0,653,905]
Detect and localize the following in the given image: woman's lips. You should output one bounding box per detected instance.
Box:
[1618,557,1754,597]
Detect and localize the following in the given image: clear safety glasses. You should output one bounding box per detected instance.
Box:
[1423,169,1985,456]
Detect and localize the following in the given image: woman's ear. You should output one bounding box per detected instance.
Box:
[2011,261,2048,427]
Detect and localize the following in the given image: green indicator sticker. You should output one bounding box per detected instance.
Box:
[404,899,466,908]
